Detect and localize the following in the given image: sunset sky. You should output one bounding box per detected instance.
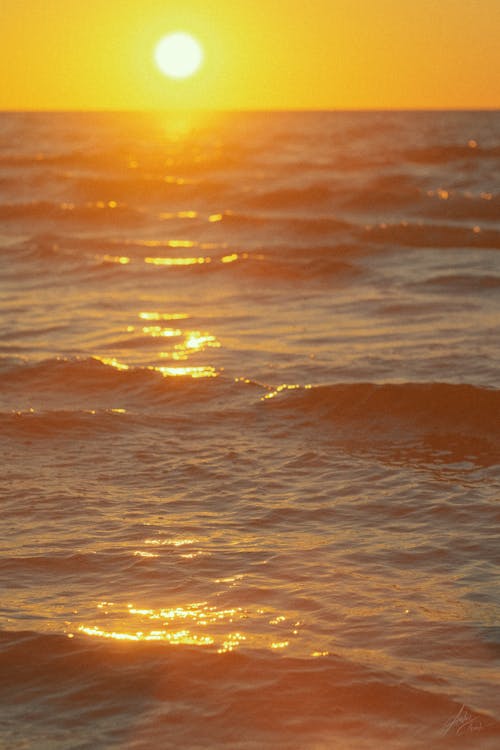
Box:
[1,0,499,111]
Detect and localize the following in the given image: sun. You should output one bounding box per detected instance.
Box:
[154,32,204,80]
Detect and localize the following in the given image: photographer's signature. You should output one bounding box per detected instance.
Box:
[442,704,489,737]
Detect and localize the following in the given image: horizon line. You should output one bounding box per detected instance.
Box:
[1,106,499,114]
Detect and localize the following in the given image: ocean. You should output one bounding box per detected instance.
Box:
[0,110,499,749]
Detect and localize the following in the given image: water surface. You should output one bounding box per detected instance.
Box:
[1,110,499,749]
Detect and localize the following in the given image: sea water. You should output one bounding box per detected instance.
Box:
[0,111,499,749]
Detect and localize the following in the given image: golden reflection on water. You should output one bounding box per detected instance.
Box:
[185,332,218,349]
[144,538,198,547]
[145,255,210,266]
[159,210,198,220]
[139,312,189,321]
[93,356,219,379]
[170,331,221,360]
[94,356,130,371]
[78,625,214,646]
[102,254,131,265]
[141,326,183,338]
[165,240,196,248]
[98,247,252,268]
[133,550,159,558]
[160,176,189,186]
[153,365,218,378]
[263,383,312,400]
[61,200,119,211]
[136,312,222,363]
[219,633,246,653]
[78,602,245,649]
[93,296,223,380]
[75,597,302,654]
[139,538,207,560]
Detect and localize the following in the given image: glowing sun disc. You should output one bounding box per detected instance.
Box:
[154,33,203,79]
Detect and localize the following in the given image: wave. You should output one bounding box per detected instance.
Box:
[0,200,144,226]
[404,143,500,164]
[1,360,498,460]
[341,181,500,223]
[178,210,499,249]
[205,248,360,283]
[412,274,500,293]
[0,408,132,438]
[423,191,500,222]
[0,551,131,577]
[0,357,224,408]
[70,174,232,204]
[340,173,426,213]
[0,146,152,171]
[3,233,363,285]
[364,221,500,249]
[1,629,499,749]
[3,358,499,427]
[7,209,500,263]
[0,153,84,168]
[263,381,500,443]
[242,183,334,210]
[197,209,353,236]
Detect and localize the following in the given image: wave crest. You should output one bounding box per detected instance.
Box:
[264,381,500,443]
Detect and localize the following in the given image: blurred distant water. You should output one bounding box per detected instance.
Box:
[0,110,499,749]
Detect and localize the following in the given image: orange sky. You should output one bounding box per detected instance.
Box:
[1,0,499,110]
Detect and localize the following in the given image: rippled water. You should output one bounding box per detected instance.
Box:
[1,111,499,749]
